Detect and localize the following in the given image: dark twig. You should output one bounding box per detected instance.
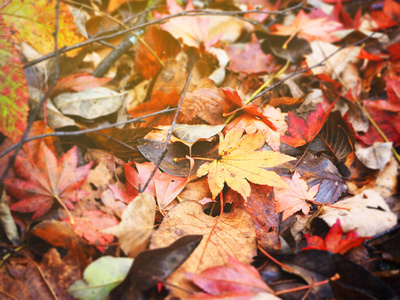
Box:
[253,33,376,100]
[0,108,177,158]
[139,73,192,193]
[0,0,62,187]
[23,3,304,69]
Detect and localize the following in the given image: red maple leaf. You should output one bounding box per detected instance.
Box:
[62,210,118,253]
[303,219,368,254]
[4,144,93,220]
[125,161,190,210]
[281,101,335,147]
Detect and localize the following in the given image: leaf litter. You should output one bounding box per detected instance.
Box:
[1,0,400,299]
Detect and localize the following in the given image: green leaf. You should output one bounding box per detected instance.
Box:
[68,256,133,300]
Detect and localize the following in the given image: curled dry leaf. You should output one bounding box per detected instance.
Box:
[150,201,257,298]
[103,193,156,257]
[197,129,295,199]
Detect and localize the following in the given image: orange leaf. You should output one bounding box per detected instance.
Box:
[269,10,342,43]
[197,129,295,199]
[127,90,180,127]
[274,171,319,221]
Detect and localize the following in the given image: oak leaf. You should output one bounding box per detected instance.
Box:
[197,129,295,199]
[4,145,93,219]
[274,171,320,221]
[303,219,368,254]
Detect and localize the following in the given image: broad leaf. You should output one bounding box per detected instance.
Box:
[281,102,335,148]
[150,201,256,298]
[274,171,319,221]
[197,129,295,199]
[2,0,84,56]
[187,255,274,298]
[269,9,342,43]
[4,145,92,219]
[0,16,29,142]
[68,256,133,300]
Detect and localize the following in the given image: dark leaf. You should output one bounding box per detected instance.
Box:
[283,250,396,300]
[110,235,202,299]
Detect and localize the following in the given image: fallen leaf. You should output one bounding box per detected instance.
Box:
[281,102,334,148]
[52,73,111,96]
[355,142,393,170]
[303,219,368,254]
[156,0,244,50]
[125,162,190,210]
[134,26,180,79]
[319,189,397,237]
[4,145,93,219]
[226,34,278,74]
[2,0,84,56]
[274,171,320,221]
[150,201,257,298]
[197,129,295,199]
[64,210,118,252]
[53,87,126,120]
[269,9,342,43]
[244,184,281,251]
[68,256,133,300]
[128,90,180,127]
[283,250,396,299]
[103,193,156,257]
[0,16,29,143]
[112,235,202,299]
[187,254,274,298]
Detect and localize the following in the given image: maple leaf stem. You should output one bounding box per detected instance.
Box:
[246,59,290,104]
[53,194,75,225]
[307,200,350,211]
[282,29,300,50]
[274,273,340,296]
[257,245,293,272]
[174,157,214,162]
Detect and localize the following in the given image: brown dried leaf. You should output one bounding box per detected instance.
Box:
[150,201,256,298]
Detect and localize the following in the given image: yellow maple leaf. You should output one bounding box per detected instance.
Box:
[197,129,295,199]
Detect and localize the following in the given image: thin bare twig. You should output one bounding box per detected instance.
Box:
[138,73,193,193]
[0,108,177,158]
[23,2,304,69]
[0,0,61,186]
